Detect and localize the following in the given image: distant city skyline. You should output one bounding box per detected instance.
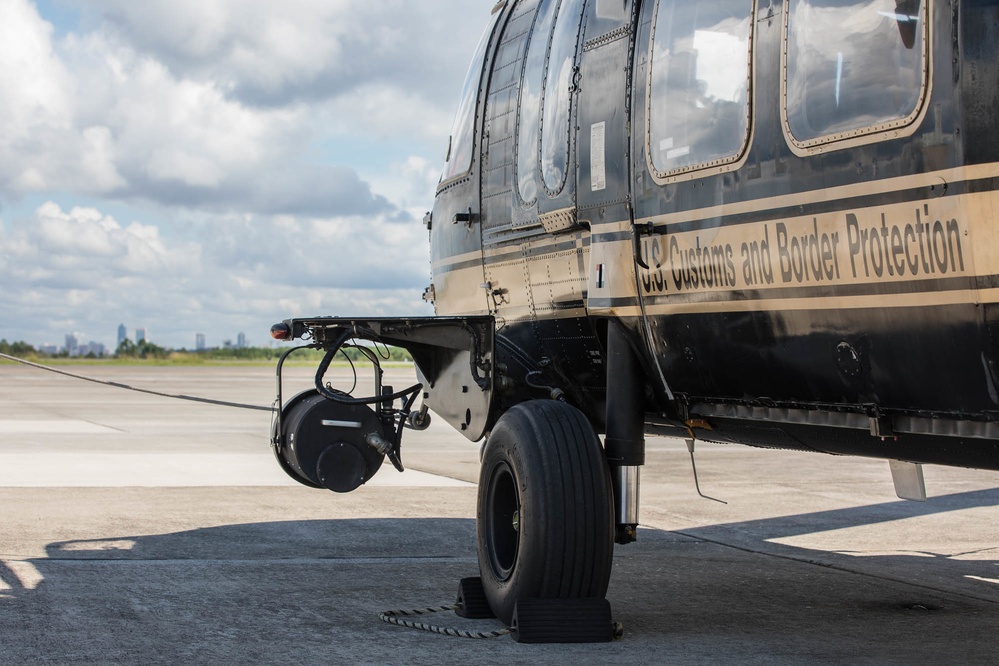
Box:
[43,332,107,357]
[11,323,300,354]
[15,324,265,354]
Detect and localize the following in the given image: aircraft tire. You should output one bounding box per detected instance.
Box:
[476,400,614,625]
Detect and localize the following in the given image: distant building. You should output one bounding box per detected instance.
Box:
[117,323,127,347]
[136,328,147,344]
[237,332,246,349]
[79,341,106,357]
[195,333,206,351]
[65,333,79,356]
[40,345,59,355]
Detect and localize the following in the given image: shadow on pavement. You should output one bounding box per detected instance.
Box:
[1,491,996,663]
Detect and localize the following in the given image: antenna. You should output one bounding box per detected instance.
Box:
[685,439,727,505]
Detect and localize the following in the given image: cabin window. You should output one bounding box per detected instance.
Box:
[540,0,585,194]
[442,11,501,184]
[782,0,928,151]
[647,1,753,179]
[516,0,559,205]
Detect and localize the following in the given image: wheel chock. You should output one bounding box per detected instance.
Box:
[454,577,496,619]
[511,598,614,643]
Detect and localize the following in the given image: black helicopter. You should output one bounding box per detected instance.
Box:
[269,0,999,631]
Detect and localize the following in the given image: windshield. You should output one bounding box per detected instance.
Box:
[441,11,501,184]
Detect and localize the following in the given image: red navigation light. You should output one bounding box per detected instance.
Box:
[270,323,292,340]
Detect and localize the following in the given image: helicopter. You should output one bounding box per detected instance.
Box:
[268,0,999,631]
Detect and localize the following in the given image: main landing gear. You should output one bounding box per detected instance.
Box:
[477,400,615,624]
[271,316,644,639]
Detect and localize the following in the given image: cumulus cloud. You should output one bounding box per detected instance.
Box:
[199,210,431,291]
[0,0,124,195]
[365,156,444,222]
[0,202,200,287]
[0,201,432,348]
[88,0,486,111]
[0,0,486,348]
[0,0,485,213]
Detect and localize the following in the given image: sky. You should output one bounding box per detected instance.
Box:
[0,0,488,350]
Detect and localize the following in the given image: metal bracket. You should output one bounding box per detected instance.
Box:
[453,207,475,229]
[633,221,654,270]
[889,460,927,501]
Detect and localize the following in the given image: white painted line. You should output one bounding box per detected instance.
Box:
[367,468,472,488]
[964,575,999,586]
[58,539,137,552]
[0,452,474,488]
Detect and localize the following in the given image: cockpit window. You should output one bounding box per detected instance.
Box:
[442,11,501,185]
[782,0,928,152]
[647,1,754,180]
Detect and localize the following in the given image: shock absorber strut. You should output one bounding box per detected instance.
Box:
[604,322,646,544]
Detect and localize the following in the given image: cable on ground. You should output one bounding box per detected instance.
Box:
[378,605,513,639]
[0,352,274,412]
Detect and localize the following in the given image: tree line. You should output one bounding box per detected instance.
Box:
[0,339,412,363]
[0,340,37,357]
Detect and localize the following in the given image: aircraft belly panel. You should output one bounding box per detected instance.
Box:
[649,305,991,414]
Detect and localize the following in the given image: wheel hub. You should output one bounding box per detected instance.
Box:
[486,462,520,580]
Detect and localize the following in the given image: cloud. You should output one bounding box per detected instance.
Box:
[0,0,485,215]
[0,1,486,348]
[199,209,431,291]
[88,0,486,112]
[0,0,124,195]
[0,201,203,346]
[0,201,432,348]
[0,1,71,132]
[0,202,200,286]
[365,155,443,222]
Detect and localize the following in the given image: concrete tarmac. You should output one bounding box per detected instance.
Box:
[0,362,997,664]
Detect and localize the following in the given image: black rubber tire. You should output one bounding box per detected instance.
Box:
[476,400,615,625]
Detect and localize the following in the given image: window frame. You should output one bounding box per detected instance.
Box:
[644,0,757,185]
[438,5,505,191]
[779,0,933,157]
[514,0,558,207]
[539,0,586,197]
